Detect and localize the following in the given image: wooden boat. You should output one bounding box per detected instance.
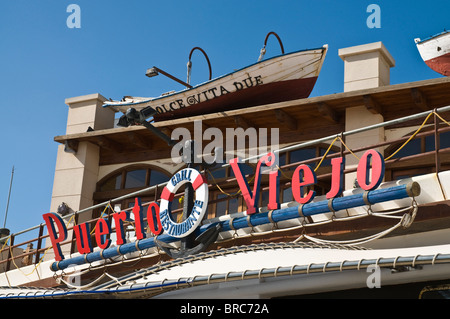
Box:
[103,35,328,122]
[415,30,450,76]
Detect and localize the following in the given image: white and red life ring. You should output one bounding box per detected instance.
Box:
[159,168,208,238]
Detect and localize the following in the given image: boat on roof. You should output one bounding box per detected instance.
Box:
[415,30,450,76]
[103,32,328,122]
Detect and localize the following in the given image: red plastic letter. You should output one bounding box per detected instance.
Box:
[147,202,163,235]
[357,150,385,190]
[132,197,146,240]
[73,222,93,254]
[326,157,345,199]
[266,156,280,211]
[292,164,317,204]
[95,218,111,249]
[43,213,68,261]
[112,211,129,245]
[230,152,278,214]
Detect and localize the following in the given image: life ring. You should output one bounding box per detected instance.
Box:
[159,168,208,238]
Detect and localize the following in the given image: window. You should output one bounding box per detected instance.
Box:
[95,165,171,202]
[124,169,147,189]
[99,174,122,192]
[285,145,338,170]
[384,128,450,181]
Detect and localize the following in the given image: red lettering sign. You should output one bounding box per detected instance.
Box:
[73,222,93,254]
[357,150,385,190]
[42,149,386,261]
[42,213,67,261]
[112,211,129,246]
[291,164,316,204]
[95,218,111,249]
[230,152,279,214]
[147,202,163,235]
[326,157,345,199]
[132,197,146,240]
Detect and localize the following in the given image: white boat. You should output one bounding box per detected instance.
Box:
[415,30,450,76]
[103,36,328,122]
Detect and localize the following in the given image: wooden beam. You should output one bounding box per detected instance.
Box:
[92,136,123,152]
[411,88,430,111]
[126,132,152,150]
[363,95,383,115]
[233,115,256,129]
[317,102,340,123]
[100,148,172,165]
[274,109,297,130]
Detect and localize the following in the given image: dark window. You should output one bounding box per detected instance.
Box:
[289,148,316,165]
[149,170,168,186]
[125,169,147,189]
[97,166,170,193]
[99,173,121,191]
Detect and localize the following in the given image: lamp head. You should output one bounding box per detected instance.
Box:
[146,67,159,78]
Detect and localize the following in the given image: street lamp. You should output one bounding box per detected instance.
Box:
[145,66,192,89]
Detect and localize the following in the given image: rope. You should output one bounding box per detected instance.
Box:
[385,112,434,160]
[338,136,360,160]
[205,168,256,197]
[214,199,418,248]
[314,136,339,171]
[300,201,418,246]
[419,284,450,299]
[60,272,110,290]
[90,202,114,235]
[434,111,450,127]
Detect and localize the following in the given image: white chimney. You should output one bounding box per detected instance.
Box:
[338,41,395,92]
[338,42,395,190]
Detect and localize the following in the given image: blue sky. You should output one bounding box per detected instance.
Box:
[0,1,447,242]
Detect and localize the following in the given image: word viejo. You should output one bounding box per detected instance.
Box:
[43,149,385,261]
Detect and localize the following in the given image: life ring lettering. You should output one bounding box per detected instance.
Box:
[159,168,208,238]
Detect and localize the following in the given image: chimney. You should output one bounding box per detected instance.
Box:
[338,42,395,190]
[338,41,395,92]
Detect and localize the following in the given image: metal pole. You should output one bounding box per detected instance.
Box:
[3,166,14,228]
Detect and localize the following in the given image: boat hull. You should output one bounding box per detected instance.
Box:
[415,31,450,76]
[154,76,318,121]
[424,52,450,77]
[104,46,327,121]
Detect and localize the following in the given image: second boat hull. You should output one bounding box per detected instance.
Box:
[415,31,450,76]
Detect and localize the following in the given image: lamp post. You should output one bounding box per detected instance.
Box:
[145,66,192,89]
